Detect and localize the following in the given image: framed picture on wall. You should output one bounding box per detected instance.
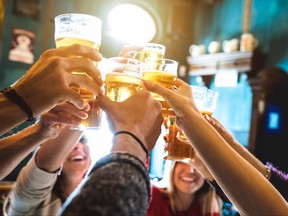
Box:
[13,0,40,20]
[8,28,35,64]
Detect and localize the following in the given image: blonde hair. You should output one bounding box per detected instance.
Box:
[159,161,222,215]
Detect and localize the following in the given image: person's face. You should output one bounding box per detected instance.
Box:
[62,140,91,177]
[173,162,205,194]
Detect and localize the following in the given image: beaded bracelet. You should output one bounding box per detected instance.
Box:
[1,87,35,121]
[265,165,272,180]
[113,131,148,158]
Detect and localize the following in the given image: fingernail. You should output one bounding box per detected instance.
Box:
[204,114,210,121]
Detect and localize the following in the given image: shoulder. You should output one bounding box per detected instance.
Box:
[149,184,170,207]
[147,185,171,216]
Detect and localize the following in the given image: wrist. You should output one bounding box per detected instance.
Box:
[1,87,35,121]
[0,92,28,122]
[111,132,147,164]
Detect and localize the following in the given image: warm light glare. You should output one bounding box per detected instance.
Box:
[108,4,157,43]
[85,112,113,165]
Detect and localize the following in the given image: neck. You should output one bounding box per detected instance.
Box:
[174,190,195,211]
[59,173,83,200]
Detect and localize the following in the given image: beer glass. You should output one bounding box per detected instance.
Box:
[104,57,143,102]
[165,86,218,162]
[201,88,219,116]
[142,58,178,118]
[177,87,219,146]
[129,43,166,62]
[54,13,102,130]
[164,115,195,163]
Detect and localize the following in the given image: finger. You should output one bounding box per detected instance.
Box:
[64,58,103,87]
[52,103,89,119]
[98,95,114,111]
[204,114,215,126]
[143,80,174,101]
[65,90,87,110]
[174,78,187,88]
[67,72,103,96]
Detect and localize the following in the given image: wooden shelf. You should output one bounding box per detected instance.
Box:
[186,51,253,76]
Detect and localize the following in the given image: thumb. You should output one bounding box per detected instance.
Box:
[98,95,114,111]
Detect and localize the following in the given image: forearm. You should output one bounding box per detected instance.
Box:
[8,156,57,215]
[111,133,147,164]
[228,138,267,177]
[0,94,28,135]
[181,111,288,215]
[0,123,49,180]
[60,152,150,216]
[35,127,83,172]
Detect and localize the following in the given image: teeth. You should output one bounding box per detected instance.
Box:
[70,155,84,161]
[181,176,195,182]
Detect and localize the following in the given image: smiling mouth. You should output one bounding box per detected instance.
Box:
[68,155,86,162]
[180,176,196,183]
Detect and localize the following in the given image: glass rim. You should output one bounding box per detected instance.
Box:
[144,57,178,64]
[142,42,166,49]
[108,56,143,65]
[54,13,102,24]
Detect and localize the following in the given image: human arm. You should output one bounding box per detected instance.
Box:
[0,122,50,181]
[0,102,88,180]
[0,44,103,135]
[7,120,85,215]
[60,91,163,216]
[205,116,268,178]
[144,79,288,215]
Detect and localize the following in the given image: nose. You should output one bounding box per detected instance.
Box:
[74,142,82,150]
[188,165,195,173]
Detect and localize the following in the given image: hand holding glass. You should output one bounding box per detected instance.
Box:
[54,13,102,130]
[165,86,219,162]
[142,58,178,118]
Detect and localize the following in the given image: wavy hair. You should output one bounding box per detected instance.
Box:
[159,161,222,215]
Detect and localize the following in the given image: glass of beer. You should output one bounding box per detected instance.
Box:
[104,57,143,102]
[164,115,195,163]
[54,13,102,130]
[202,88,219,116]
[129,43,166,62]
[177,87,219,145]
[142,58,178,118]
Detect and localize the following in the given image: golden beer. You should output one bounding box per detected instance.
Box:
[105,73,142,102]
[130,43,165,62]
[104,57,143,102]
[164,117,195,162]
[143,71,176,117]
[55,37,100,50]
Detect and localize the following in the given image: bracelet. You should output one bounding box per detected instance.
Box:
[265,165,272,180]
[1,87,35,121]
[113,131,148,158]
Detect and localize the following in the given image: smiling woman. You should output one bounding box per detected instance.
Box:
[107,3,161,43]
[4,128,92,216]
[147,161,223,216]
